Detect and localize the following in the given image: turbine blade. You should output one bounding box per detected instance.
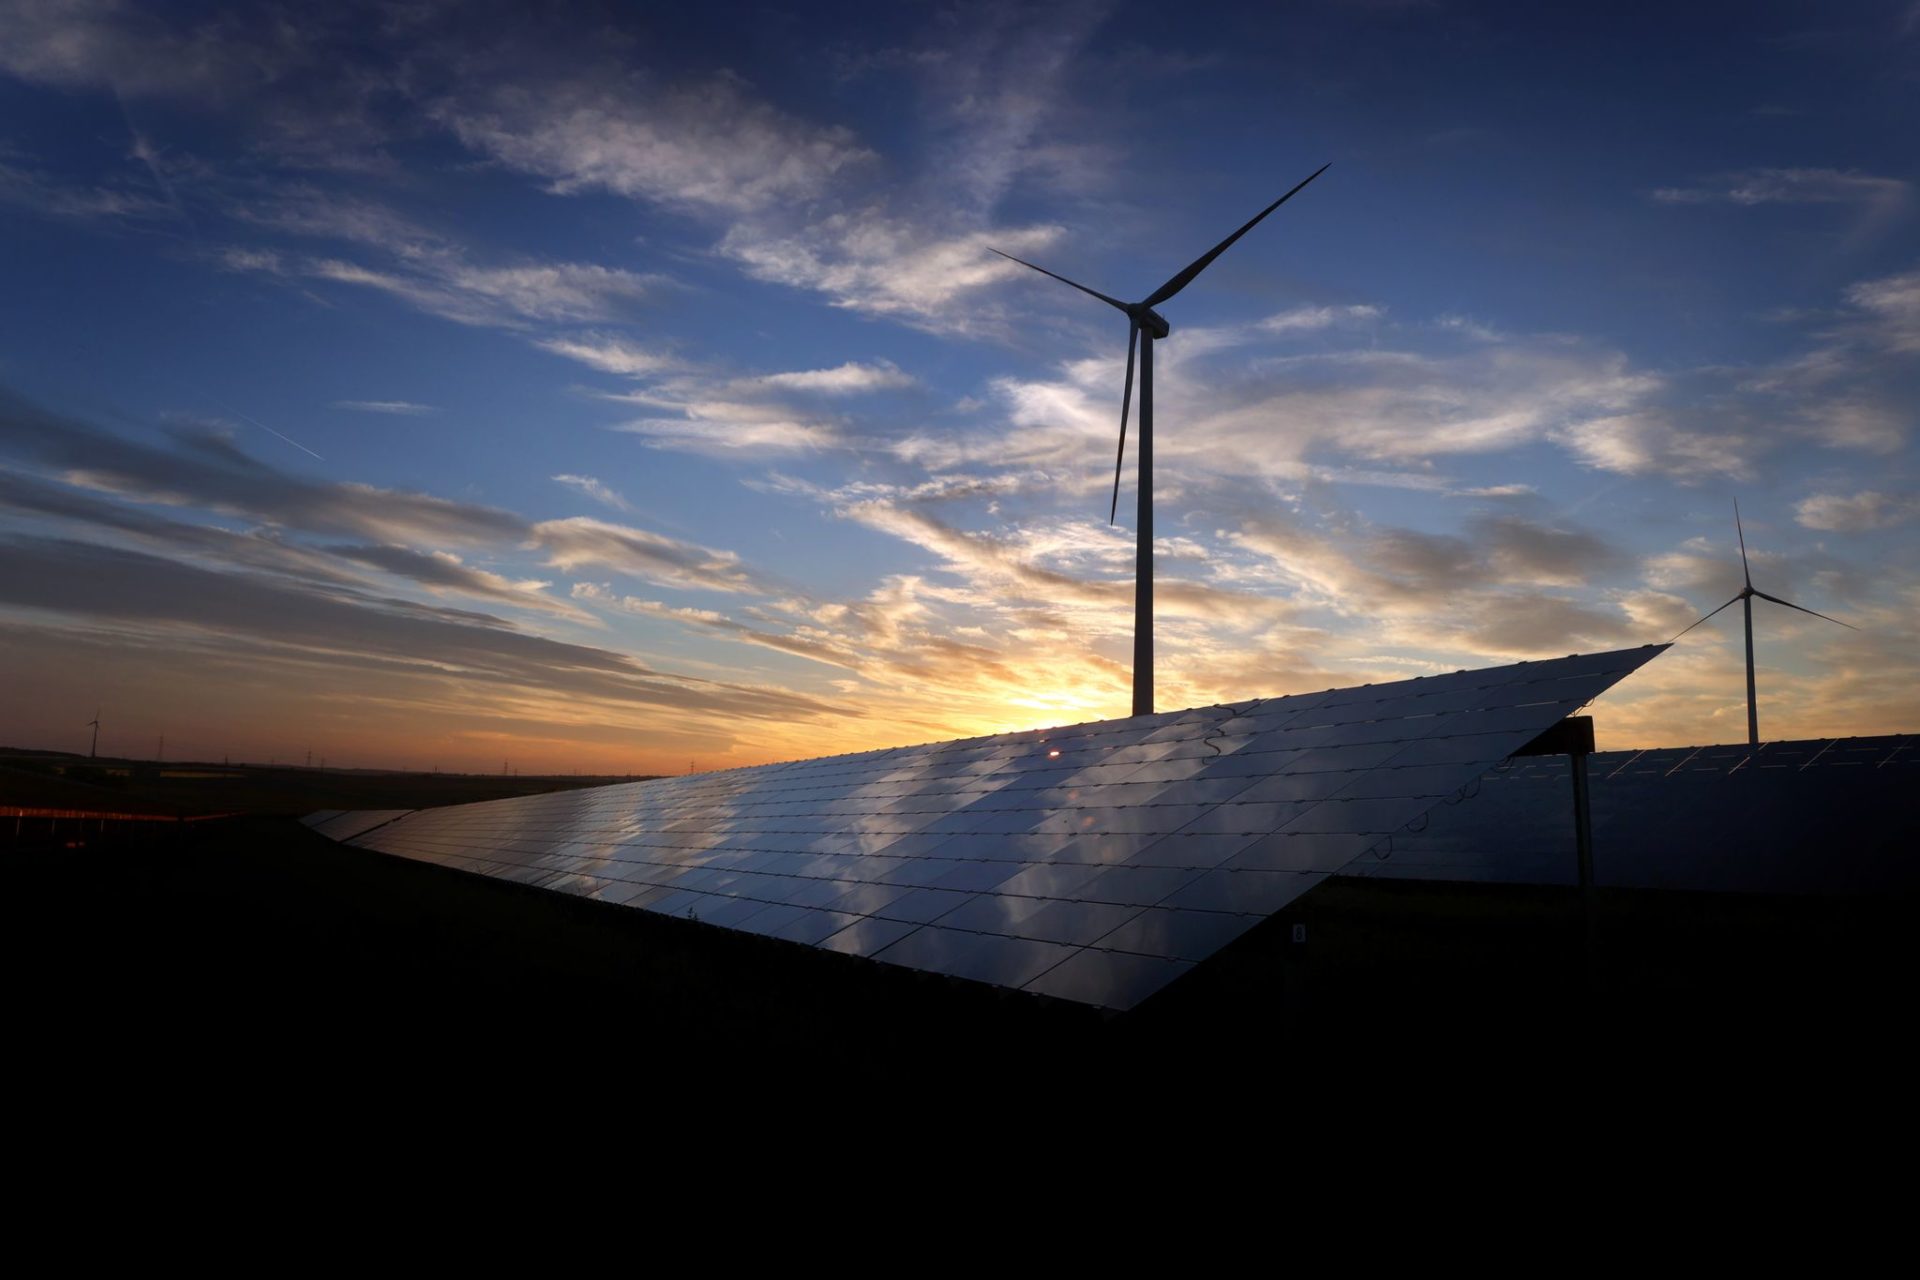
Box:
[1111,324,1138,525]
[1141,163,1330,308]
[1753,590,1858,630]
[1734,497,1752,589]
[1670,593,1743,641]
[987,248,1130,314]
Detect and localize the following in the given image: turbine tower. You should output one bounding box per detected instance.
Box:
[993,163,1329,717]
[1673,500,1856,746]
[87,709,100,760]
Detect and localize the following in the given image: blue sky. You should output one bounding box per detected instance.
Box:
[1,0,1916,771]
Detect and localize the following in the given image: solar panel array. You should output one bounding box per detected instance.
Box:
[1344,733,1917,895]
[305,645,1663,1010]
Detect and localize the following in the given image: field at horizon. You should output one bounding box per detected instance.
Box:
[0,748,652,819]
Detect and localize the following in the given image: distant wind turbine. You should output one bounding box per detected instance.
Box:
[993,163,1329,717]
[88,709,100,760]
[1672,500,1856,746]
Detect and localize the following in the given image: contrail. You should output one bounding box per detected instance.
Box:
[203,393,325,460]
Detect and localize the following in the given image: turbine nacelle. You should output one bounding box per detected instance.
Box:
[990,162,1329,530]
[1131,305,1171,339]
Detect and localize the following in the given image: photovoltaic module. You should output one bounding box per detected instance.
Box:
[304,645,1664,1010]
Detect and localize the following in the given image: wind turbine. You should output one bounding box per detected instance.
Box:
[1672,500,1856,746]
[992,163,1329,717]
[87,709,100,760]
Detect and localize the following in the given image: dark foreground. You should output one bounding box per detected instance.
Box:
[8,817,1915,1093]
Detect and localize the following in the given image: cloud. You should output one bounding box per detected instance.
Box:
[598,372,856,455]
[0,3,400,171]
[611,416,842,456]
[1846,269,1920,353]
[324,543,589,621]
[1546,258,1920,480]
[1,389,527,545]
[231,186,445,256]
[291,255,662,330]
[1652,168,1913,250]
[902,0,1114,214]
[534,333,680,377]
[0,390,902,764]
[1652,168,1912,208]
[0,533,847,728]
[1260,304,1385,333]
[959,323,1662,488]
[435,74,874,215]
[3,437,587,626]
[214,185,671,334]
[721,217,1066,331]
[1456,594,1636,656]
[838,497,1294,630]
[577,359,916,455]
[1232,509,1622,608]
[333,400,437,416]
[530,516,766,593]
[1809,398,1906,452]
[0,464,365,588]
[1795,490,1920,532]
[0,150,176,224]
[1553,412,1758,481]
[0,0,271,98]
[551,474,632,513]
[1473,514,1625,585]
[1454,483,1535,498]
[751,361,917,394]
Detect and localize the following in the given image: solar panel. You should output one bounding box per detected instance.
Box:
[307,645,1665,1010]
[299,809,414,842]
[1344,732,1918,895]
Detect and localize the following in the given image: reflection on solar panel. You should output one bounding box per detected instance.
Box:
[302,645,1664,1010]
[302,810,414,842]
[1345,733,1917,895]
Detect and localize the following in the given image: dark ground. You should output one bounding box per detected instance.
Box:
[9,814,1915,1097]
[0,748,643,817]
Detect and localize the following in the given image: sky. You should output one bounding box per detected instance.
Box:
[1,0,1916,774]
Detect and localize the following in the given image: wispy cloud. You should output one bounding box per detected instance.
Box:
[3,391,521,545]
[1795,489,1920,532]
[334,400,437,416]
[1553,411,1758,482]
[552,473,632,512]
[904,0,1116,214]
[534,333,680,377]
[0,150,174,224]
[326,543,591,621]
[1652,167,1911,207]
[750,361,916,394]
[721,219,1067,332]
[0,0,283,98]
[1260,304,1385,333]
[0,534,846,730]
[435,74,875,215]
[292,255,663,330]
[530,516,766,594]
[1846,269,1920,353]
[611,416,842,456]
[1653,168,1913,249]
